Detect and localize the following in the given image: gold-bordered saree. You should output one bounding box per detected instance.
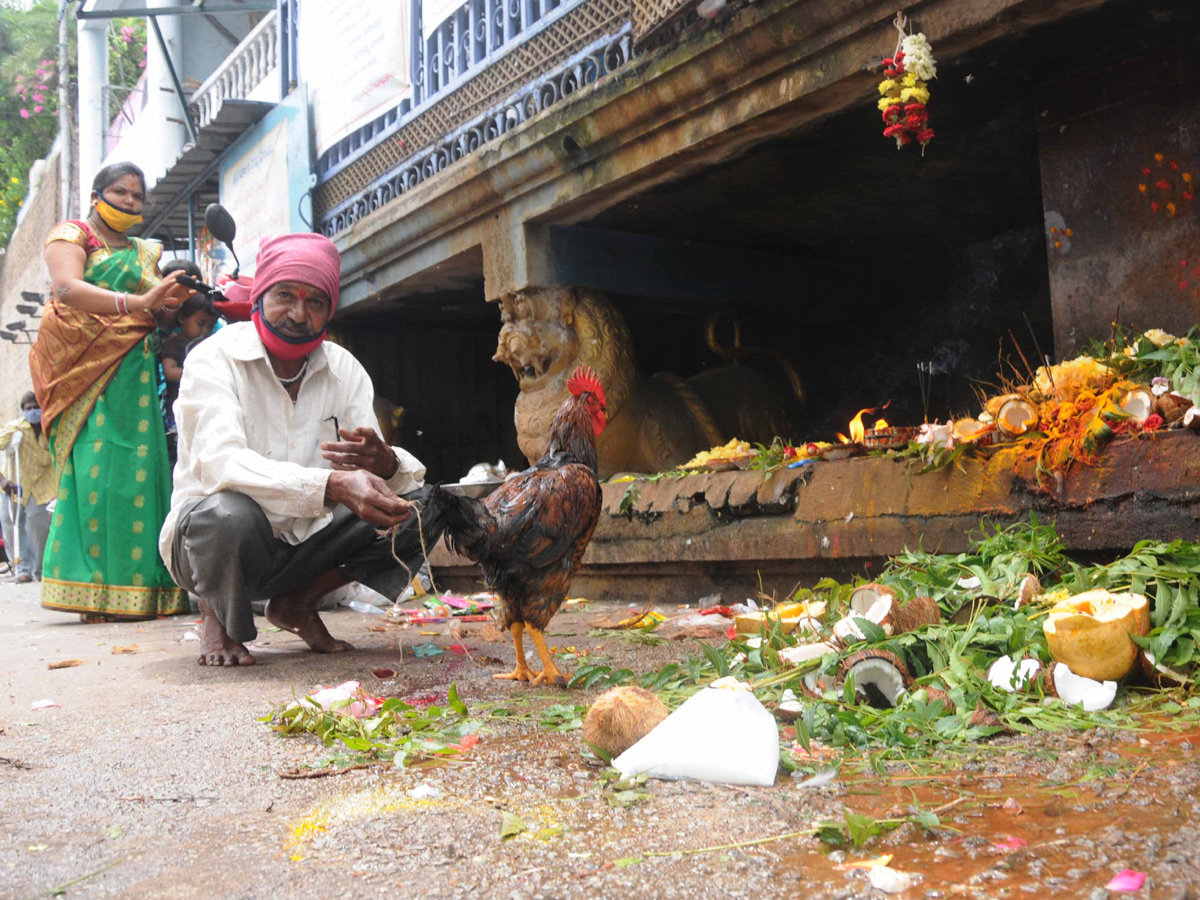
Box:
[30,221,186,618]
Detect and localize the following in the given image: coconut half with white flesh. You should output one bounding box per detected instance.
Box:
[773,688,806,722]
[1044,662,1117,711]
[777,641,837,669]
[1043,590,1150,681]
[834,584,897,642]
[1184,406,1200,431]
[996,397,1040,437]
[1140,650,1191,689]
[838,649,912,709]
[1119,388,1155,426]
[987,654,1043,692]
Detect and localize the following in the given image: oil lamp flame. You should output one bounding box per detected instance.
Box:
[838,407,876,444]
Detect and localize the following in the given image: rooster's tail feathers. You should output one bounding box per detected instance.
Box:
[425,484,491,561]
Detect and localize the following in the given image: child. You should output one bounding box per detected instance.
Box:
[160,293,218,463]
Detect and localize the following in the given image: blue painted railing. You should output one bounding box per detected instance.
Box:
[315,0,633,235]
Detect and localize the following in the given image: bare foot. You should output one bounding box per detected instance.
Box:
[197,598,256,666]
[265,597,353,653]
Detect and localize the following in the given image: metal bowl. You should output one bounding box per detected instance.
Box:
[442,480,504,499]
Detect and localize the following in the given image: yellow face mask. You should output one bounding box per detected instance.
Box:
[93,195,144,232]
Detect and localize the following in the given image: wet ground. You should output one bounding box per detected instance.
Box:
[2,579,1198,900]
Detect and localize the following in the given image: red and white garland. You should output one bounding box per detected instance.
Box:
[876,17,936,154]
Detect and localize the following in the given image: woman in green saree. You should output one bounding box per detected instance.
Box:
[30,162,193,621]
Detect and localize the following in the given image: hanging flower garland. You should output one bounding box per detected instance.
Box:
[876,14,937,154]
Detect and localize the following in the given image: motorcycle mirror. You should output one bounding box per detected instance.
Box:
[204,203,241,278]
[204,203,236,244]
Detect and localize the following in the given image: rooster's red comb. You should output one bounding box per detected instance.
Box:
[567,366,605,404]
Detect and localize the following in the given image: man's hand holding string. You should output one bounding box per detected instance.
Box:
[325,469,414,527]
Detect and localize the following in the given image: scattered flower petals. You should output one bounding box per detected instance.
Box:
[993,836,1029,851]
[834,853,893,871]
[31,699,59,710]
[1106,870,1146,892]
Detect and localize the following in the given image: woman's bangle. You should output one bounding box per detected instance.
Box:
[113,292,129,315]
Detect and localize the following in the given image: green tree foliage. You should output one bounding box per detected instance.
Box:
[0,0,62,245]
[0,2,144,247]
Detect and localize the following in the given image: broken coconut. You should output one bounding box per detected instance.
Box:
[838,649,912,709]
[1119,388,1155,426]
[995,396,1040,438]
[1042,662,1118,711]
[1155,391,1192,425]
[951,417,996,445]
[777,641,838,669]
[1140,649,1191,690]
[773,688,806,723]
[583,685,669,758]
[987,654,1043,692]
[833,589,942,642]
[1043,589,1150,682]
[1017,573,1042,608]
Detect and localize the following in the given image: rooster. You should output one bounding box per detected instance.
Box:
[430,367,606,687]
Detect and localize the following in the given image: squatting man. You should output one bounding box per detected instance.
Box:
[159,232,447,666]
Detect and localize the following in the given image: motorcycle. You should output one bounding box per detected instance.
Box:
[174,204,254,322]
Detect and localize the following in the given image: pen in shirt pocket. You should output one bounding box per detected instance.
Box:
[322,415,339,444]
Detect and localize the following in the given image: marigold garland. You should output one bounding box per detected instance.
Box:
[876,18,936,154]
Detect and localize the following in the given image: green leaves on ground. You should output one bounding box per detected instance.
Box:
[260,684,480,767]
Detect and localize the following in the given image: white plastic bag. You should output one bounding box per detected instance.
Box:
[612,677,779,786]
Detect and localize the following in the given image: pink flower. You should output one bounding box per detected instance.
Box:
[19,109,29,119]
[138,60,146,69]
[120,25,134,43]
[33,93,43,103]
[1105,870,1146,892]
[14,74,22,81]
[33,105,43,113]
[992,836,1028,851]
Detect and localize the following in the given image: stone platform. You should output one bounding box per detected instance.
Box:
[431,431,1200,602]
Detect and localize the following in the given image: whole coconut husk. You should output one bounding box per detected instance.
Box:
[919,687,957,715]
[1156,391,1192,425]
[583,686,669,758]
[968,701,1003,729]
[892,596,942,633]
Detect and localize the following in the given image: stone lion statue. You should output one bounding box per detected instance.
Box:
[493,287,800,477]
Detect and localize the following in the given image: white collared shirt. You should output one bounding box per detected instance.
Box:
[158,322,425,570]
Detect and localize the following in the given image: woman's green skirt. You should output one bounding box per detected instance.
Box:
[41,340,186,618]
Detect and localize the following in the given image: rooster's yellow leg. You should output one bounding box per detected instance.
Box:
[494,622,534,682]
[526,626,567,687]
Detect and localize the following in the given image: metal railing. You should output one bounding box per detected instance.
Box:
[192,10,279,129]
[315,0,634,235]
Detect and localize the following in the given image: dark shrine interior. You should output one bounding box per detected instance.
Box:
[338,0,1200,480]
